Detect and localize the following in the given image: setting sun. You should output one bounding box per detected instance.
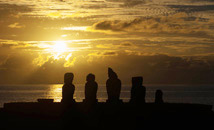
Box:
[52,41,67,53]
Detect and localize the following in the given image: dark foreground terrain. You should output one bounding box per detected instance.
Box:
[0,101,213,130]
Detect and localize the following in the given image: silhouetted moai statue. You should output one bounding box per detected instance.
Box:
[155,89,164,103]
[106,68,122,103]
[84,73,98,103]
[62,73,75,105]
[61,73,79,130]
[130,77,146,104]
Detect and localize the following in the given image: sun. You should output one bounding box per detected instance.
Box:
[40,40,73,60]
[52,41,67,53]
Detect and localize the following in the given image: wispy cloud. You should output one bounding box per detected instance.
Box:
[8,22,25,28]
[92,12,214,38]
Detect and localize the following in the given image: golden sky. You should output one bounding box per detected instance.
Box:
[0,0,214,84]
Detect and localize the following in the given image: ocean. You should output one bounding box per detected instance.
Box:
[0,84,214,110]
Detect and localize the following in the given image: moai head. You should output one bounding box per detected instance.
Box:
[86,73,95,82]
[108,67,118,79]
[132,77,143,87]
[64,73,74,84]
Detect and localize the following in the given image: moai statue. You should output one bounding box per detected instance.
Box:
[106,68,122,103]
[130,77,146,104]
[84,73,98,103]
[62,73,75,104]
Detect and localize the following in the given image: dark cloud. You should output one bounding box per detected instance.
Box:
[93,18,142,31]
[103,51,117,56]
[79,3,108,9]
[0,52,36,84]
[120,0,146,7]
[120,42,133,47]
[106,0,147,7]
[92,13,214,38]
[168,5,214,13]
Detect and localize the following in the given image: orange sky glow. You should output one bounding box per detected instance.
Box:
[0,0,214,84]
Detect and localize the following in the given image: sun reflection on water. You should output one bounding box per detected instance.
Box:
[46,84,84,102]
[47,84,62,102]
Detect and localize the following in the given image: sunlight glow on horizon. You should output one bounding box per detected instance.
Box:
[52,41,67,53]
[38,40,75,61]
[51,41,75,60]
[32,40,76,67]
